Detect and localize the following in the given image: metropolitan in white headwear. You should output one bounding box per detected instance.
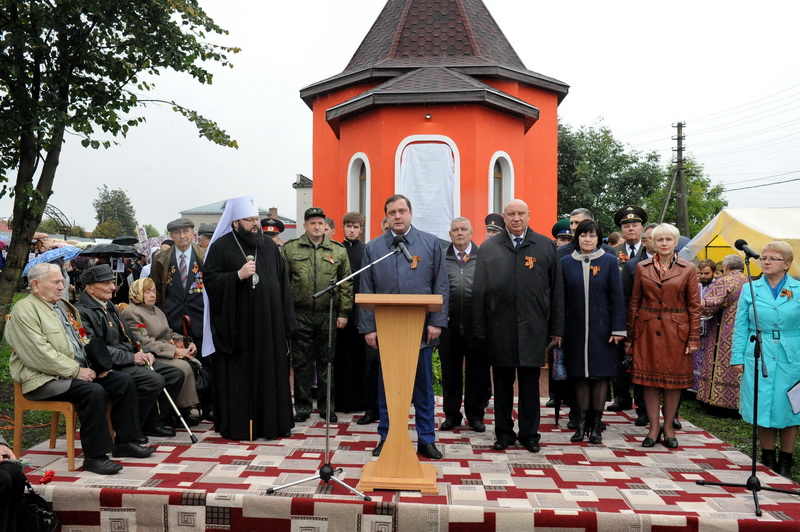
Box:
[201,195,296,440]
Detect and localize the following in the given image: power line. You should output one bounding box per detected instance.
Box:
[722,174,800,192]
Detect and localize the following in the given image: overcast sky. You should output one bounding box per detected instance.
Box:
[2,0,799,234]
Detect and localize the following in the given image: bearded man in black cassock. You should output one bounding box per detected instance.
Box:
[202,197,296,440]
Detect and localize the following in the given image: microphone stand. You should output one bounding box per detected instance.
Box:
[696,254,800,515]
[267,245,401,499]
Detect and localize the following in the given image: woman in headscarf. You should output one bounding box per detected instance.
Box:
[121,277,201,424]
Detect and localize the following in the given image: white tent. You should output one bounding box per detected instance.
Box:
[680,208,800,278]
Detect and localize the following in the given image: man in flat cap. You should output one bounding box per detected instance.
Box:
[484,213,505,241]
[151,217,209,421]
[261,217,285,246]
[197,224,216,250]
[283,207,352,423]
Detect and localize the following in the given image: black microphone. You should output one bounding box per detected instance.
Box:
[734,239,760,260]
[392,235,413,263]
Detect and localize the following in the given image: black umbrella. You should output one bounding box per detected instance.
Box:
[111,235,138,246]
[79,243,141,258]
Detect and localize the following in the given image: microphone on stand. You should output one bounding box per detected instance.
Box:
[734,239,760,260]
[392,235,413,263]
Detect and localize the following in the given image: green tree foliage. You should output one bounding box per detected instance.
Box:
[0,0,240,331]
[142,224,161,238]
[36,218,85,237]
[92,220,125,239]
[93,186,137,235]
[557,121,664,235]
[647,157,728,236]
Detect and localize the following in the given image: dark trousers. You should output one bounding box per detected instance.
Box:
[118,362,184,431]
[292,313,335,415]
[439,329,491,423]
[46,371,140,457]
[377,347,436,445]
[0,461,24,532]
[493,366,541,445]
[363,345,380,417]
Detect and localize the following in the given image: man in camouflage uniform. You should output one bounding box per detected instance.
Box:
[283,207,353,423]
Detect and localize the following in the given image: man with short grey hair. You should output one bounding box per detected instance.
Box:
[439,217,491,432]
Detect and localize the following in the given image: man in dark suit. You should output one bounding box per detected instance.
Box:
[473,199,565,453]
[359,194,449,460]
[151,217,209,419]
[556,208,616,259]
[609,205,649,413]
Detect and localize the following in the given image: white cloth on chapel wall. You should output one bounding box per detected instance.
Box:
[397,143,454,240]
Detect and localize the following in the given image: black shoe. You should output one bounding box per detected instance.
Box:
[356,413,378,425]
[294,412,310,422]
[672,418,682,430]
[439,417,460,430]
[468,419,486,432]
[144,426,176,438]
[634,414,648,427]
[321,412,338,423]
[775,452,794,479]
[372,440,385,457]
[493,439,513,451]
[545,398,555,408]
[112,442,156,458]
[83,456,123,475]
[133,436,149,445]
[520,440,541,453]
[417,443,443,460]
[642,429,663,448]
[663,437,679,449]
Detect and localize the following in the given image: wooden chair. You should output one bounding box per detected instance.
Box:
[13,381,79,471]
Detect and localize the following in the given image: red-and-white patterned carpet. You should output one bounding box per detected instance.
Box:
[19,398,800,532]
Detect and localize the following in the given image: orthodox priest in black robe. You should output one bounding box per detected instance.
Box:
[203,201,296,440]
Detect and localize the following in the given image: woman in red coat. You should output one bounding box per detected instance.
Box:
[627,223,701,449]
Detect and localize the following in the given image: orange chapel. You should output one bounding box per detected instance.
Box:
[300,0,569,240]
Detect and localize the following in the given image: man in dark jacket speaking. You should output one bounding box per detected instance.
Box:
[473,199,564,453]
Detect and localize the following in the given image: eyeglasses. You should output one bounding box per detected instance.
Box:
[760,257,785,263]
[240,217,259,223]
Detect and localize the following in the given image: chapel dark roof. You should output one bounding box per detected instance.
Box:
[301,0,568,115]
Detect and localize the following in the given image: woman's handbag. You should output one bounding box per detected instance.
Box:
[192,359,211,393]
[18,476,59,532]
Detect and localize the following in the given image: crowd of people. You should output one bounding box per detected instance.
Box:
[4,194,799,489]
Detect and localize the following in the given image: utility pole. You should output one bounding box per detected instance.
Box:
[672,122,690,237]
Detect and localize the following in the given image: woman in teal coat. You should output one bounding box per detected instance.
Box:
[731,240,800,478]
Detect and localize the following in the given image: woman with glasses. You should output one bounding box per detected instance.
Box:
[731,240,800,478]
[626,223,701,449]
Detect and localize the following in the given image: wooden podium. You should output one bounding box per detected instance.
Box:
[355,293,442,494]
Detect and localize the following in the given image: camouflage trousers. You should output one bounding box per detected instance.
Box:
[292,312,336,416]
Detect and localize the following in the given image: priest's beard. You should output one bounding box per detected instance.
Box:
[235,224,264,249]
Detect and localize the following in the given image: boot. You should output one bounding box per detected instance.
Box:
[570,410,589,442]
[775,451,794,479]
[567,408,580,430]
[589,411,603,444]
[761,448,777,470]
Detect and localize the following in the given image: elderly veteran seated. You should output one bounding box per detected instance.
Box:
[5,263,154,475]
[76,264,185,439]
[122,278,201,425]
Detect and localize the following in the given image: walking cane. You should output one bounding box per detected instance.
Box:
[138,341,198,444]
